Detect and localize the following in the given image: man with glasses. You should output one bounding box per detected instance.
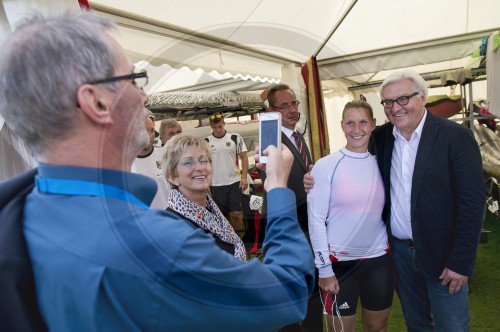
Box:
[373,69,485,331]
[264,84,312,235]
[262,84,320,332]
[0,12,315,331]
[204,111,249,239]
[305,69,485,331]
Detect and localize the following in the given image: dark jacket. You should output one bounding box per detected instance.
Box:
[260,131,312,234]
[372,112,485,279]
[0,168,47,331]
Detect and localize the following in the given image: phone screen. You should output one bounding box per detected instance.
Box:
[260,119,279,153]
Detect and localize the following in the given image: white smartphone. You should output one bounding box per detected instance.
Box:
[259,112,281,163]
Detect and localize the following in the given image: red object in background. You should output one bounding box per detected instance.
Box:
[477,105,497,131]
[248,211,261,253]
[78,0,90,10]
[249,170,263,192]
[426,95,462,118]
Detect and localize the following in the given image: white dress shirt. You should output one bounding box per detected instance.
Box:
[389,110,427,239]
[281,126,299,151]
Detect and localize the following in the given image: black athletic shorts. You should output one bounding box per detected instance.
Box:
[211,182,242,214]
[321,253,395,316]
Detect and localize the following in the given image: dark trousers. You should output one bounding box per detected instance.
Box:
[279,273,323,332]
[279,284,323,332]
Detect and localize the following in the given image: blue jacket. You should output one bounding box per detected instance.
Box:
[24,164,315,331]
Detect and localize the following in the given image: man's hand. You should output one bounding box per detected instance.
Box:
[240,176,248,191]
[439,267,468,294]
[318,276,339,295]
[255,145,293,192]
[303,165,315,193]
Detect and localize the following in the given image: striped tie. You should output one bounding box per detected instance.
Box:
[292,131,309,168]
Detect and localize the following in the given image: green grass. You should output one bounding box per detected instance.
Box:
[469,211,500,332]
[343,211,500,331]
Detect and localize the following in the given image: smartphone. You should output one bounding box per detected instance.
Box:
[259,112,281,163]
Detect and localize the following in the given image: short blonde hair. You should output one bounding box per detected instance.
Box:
[163,134,212,189]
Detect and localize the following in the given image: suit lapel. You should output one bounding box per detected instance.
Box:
[383,126,395,184]
[411,112,439,214]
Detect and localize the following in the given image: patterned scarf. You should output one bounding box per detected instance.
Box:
[167,189,247,261]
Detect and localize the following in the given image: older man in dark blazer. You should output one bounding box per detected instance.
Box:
[373,69,485,332]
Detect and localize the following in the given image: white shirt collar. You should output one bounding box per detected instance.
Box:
[281,126,294,139]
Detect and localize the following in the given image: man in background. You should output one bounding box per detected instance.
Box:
[263,84,321,332]
[159,118,182,147]
[204,112,249,239]
[132,112,170,209]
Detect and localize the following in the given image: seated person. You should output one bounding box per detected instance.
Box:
[164,135,246,261]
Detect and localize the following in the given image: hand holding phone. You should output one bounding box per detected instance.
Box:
[259,112,281,163]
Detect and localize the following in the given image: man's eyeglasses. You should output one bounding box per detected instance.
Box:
[381,92,419,109]
[272,100,300,110]
[87,69,148,89]
[209,114,223,120]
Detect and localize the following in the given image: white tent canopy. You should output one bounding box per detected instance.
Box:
[90,0,500,89]
[89,0,499,153]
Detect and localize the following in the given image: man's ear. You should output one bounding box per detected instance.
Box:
[77,84,113,125]
[420,94,427,106]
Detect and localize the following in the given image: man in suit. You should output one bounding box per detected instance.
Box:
[373,69,485,331]
[263,84,321,332]
[266,84,312,232]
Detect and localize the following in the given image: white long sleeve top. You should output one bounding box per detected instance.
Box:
[307,148,389,278]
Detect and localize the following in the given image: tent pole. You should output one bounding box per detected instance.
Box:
[468,82,475,133]
[313,0,358,58]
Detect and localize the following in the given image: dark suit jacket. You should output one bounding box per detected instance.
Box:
[260,131,313,234]
[281,131,313,231]
[372,112,485,280]
[0,168,47,331]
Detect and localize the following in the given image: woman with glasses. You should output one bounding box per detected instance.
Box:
[307,101,394,332]
[163,134,246,261]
